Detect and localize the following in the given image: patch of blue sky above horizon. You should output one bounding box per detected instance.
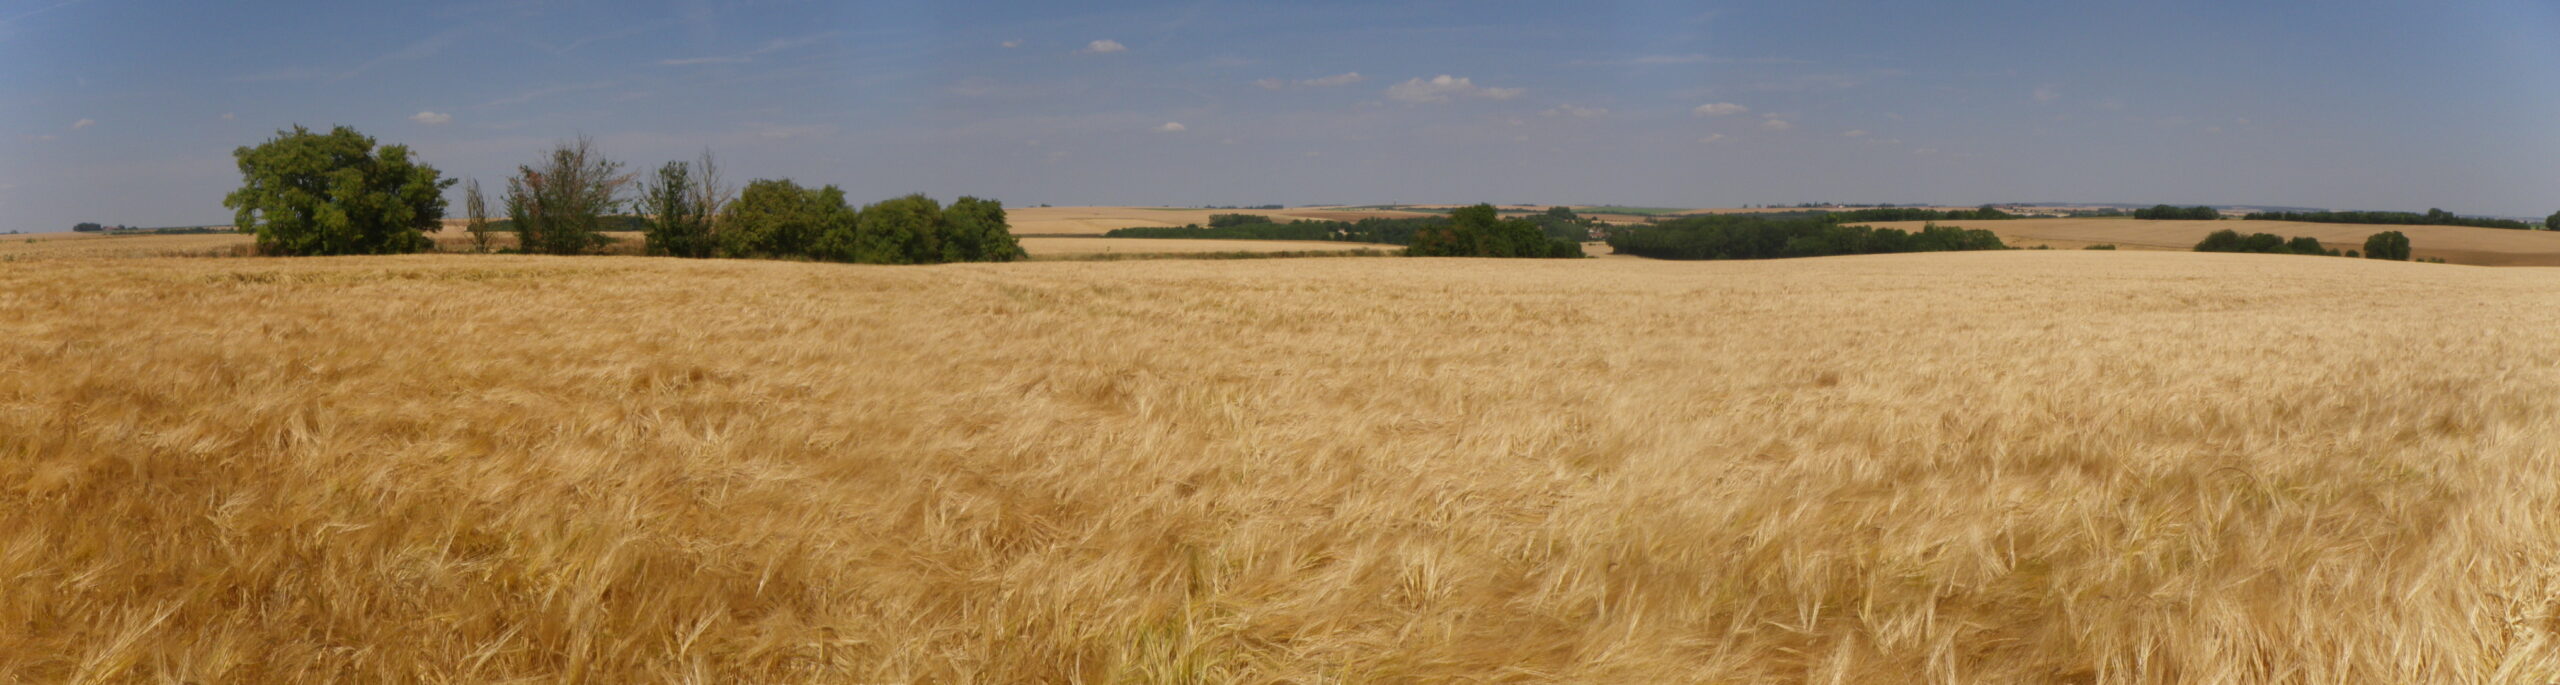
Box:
[1,0,2556,231]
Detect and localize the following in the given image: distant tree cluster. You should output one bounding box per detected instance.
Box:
[2548,210,2560,231]
[2192,228,2416,261]
[2249,208,2532,230]
[1201,204,1284,210]
[1821,205,2017,223]
[71,222,105,233]
[1408,204,1583,258]
[223,125,453,256]
[225,125,1023,263]
[1112,206,1581,257]
[2362,231,2412,260]
[2134,205,2222,220]
[718,181,1021,263]
[2194,230,2335,256]
[1607,214,2007,260]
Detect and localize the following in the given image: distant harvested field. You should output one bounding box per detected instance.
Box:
[1019,236,1386,258]
[0,232,254,260]
[8,248,2560,682]
[1010,206,1439,235]
[1861,218,2560,265]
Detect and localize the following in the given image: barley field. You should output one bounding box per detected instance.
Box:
[1859,218,2560,265]
[6,245,2560,682]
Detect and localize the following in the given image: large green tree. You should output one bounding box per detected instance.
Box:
[2546,210,2558,231]
[941,196,1024,262]
[222,125,452,255]
[724,179,849,258]
[2363,231,2412,261]
[847,194,942,264]
[505,136,627,255]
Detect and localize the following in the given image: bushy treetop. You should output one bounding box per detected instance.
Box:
[222,125,452,256]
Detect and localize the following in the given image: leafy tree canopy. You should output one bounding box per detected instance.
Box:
[222,125,452,256]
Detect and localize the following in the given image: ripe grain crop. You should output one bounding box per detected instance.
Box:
[4,248,2560,682]
[1859,217,2560,265]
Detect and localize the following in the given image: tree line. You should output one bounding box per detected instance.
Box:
[2248,208,2533,230]
[222,125,1021,263]
[1817,205,2017,222]
[1606,214,2007,260]
[2193,229,2414,260]
[2134,205,2223,220]
[1105,205,1587,257]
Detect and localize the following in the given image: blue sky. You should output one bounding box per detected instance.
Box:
[3,0,2557,231]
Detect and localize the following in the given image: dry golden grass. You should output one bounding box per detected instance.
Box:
[7,247,2560,682]
[1862,218,2560,265]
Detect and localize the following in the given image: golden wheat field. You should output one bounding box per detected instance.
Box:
[1859,218,2560,265]
[8,242,2560,683]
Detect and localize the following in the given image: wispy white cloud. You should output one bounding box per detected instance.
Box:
[1692,102,1748,116]
[659,33,833,67]
[475,81,615,109]
[1001,40,1021,48]
[1258,72,1364,90]
[1384,75,1523,103]
[69,118,93,130]
[1760,114,1794,131]
[410,111,453,125]
[1081,39,1127,54]
[1156,121,1186,132]
[1543,104,1607,119]
[2033,86,2060,103]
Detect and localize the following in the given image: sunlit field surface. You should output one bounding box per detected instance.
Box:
[6,245,2560,682]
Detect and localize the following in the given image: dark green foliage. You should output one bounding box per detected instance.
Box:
[722,179,836,258]
[1208,213,1273,229]
[720,182,1020,264]
[1407,204,1582,258]
[2252,209,2530,230]
[2083,244,2117,250]
[2544,210,2558,231]
[1823,206,2017,222]
[222,125,452,256]
[1606,214,2007,260]
[504,137,626,255]
[1525,206,1601,242]
[2195,229,2334,255]
[2363,231,2413,260]
[2346,250,2360,258]
[941,196,1025,262]
[639,161,716,258]
[846,194,940,264]
[72,222,103,233]
[2134,205,2222,220]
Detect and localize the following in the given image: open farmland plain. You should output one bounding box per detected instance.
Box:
[1860,218,2560,265]
[6,244,2560,682]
